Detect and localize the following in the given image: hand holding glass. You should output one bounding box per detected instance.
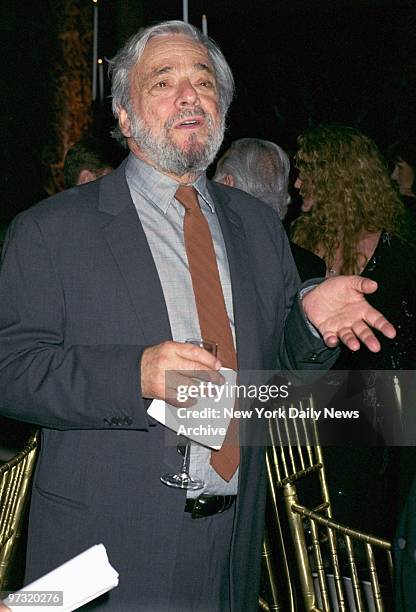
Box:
[160,338,218,490]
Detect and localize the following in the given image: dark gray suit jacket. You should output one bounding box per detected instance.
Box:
[0,161,337,610]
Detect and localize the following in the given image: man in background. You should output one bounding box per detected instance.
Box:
[63,136,119,188]
[214,138,326,280]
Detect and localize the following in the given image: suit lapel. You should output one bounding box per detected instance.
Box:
[207,182,259,370]
[96,167,258,360]
[98,163,172,345]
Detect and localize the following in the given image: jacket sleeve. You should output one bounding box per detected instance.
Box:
[269,215,339,373]
[0,212,150,431]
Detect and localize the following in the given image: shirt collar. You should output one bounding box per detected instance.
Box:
[125,152,215,214]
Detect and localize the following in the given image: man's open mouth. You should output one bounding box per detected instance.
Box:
[175,117,204,128]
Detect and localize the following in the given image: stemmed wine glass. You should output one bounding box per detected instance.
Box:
[160,338,218,490]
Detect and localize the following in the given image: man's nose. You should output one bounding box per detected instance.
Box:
[176,80,200,106]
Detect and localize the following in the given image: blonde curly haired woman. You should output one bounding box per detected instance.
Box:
[292,124,415,370]
[291,124,416,543]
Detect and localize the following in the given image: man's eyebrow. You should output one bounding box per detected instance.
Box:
[149,66,173,78]
[195,62,214,74]
[148,62,214,78]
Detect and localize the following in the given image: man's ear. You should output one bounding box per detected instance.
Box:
[77,169,97,185]
[118,107,132,138]
[223,174,235,187]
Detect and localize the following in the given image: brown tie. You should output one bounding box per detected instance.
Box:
[175,184,239,481]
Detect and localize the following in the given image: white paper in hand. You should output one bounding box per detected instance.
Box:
[4,544,118,612]
[147,367,237,449]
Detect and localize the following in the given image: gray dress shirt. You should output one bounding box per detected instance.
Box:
[125,153,239,496]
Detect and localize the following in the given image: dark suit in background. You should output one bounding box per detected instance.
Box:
[290,242,326,282]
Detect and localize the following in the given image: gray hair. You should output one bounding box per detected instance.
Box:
[109,20,234,143]
[213,138,291,219]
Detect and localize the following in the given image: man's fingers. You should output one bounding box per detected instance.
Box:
[352,276,378,295]
[364,312,396,339]
[140,340,222,399]
[380,321,396,339]
[305,275,396,353]
[325,320,383,353]
[165,370,195,391]
[165,370,225,407]
[337,327,361,351]
[179,343,222,370]
[166,365,221,386]
[165,386,196,407]
[351,321,381,352]
[141,341,226,402]
[322,331,340,348]
[175,368,225,386]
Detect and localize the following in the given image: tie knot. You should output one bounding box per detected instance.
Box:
[175,185,199,211]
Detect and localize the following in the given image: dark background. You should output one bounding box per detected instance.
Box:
[1,0,416,225]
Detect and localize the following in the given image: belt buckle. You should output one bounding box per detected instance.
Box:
[189,495,233,518]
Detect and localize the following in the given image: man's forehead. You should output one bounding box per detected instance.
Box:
[137,34,214,75]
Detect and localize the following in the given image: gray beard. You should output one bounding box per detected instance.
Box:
[129,108,225,176]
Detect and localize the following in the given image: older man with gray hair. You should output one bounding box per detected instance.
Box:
[214,138,326,280]
[0,20,396,611]
[214,138,291,218]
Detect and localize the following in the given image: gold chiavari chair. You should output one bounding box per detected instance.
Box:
[261,394,393,612]
[0,431,39,590]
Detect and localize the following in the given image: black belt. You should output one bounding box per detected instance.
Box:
[184,495,236,519]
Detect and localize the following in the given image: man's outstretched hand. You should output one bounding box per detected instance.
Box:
[302,276,396,352]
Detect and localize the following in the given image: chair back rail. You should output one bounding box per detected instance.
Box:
[0,431,38,590]
[261,393,393,612]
